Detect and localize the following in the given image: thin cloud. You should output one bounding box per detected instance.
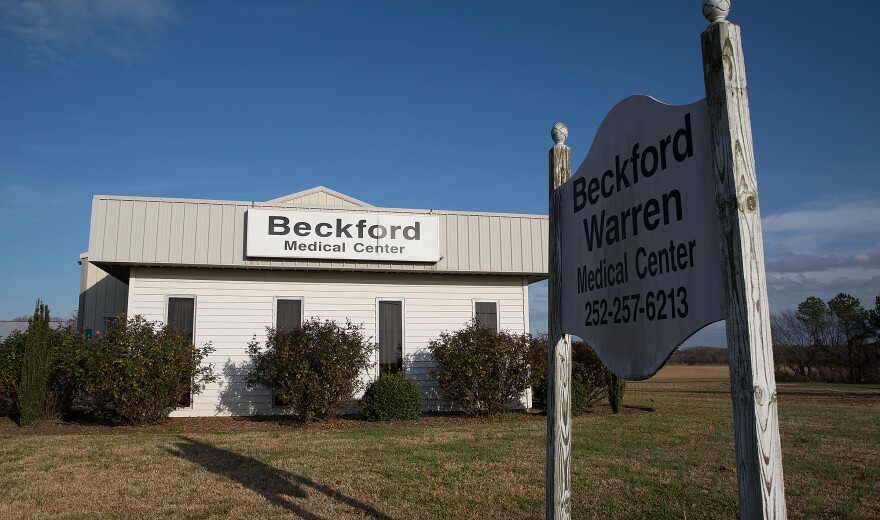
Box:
[760,193,880,311]
[767,272,880,310]
[1,0,177,62]
[766,251,880,273]
[763,196,880,253]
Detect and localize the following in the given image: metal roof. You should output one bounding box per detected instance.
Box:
[85,191,549,279]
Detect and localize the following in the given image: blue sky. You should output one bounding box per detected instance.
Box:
[1,1,878,348]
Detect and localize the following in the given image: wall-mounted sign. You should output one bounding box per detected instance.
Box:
[246,209,440,263]
[559,96,725,380]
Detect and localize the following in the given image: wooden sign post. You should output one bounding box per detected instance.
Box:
[701,2,787,518]
[547,122,572,520]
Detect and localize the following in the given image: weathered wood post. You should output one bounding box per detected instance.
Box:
[547,122,572,520]
[700,2,788,518]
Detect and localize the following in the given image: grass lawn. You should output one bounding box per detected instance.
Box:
[0,366,877,519]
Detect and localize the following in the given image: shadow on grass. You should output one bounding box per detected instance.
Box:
[622,404,656,412]
[165,436,391,520]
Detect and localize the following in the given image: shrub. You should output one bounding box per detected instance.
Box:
[19,301,54,426]
[570,378,589,416]
[533,374,597,416]
[774,367,808,383]
[571,342,610,408]
[361,372,423,421]
[528,334,549,410]
[428,320,531,416]
[0,330,26,416]
[530,339,608,413]
[47,321,90,418]
[0,316,89,420]
[608,372,627,414]
[82,315,216,425]
[245,319,375,422]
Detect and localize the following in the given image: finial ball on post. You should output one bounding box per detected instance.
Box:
[551,122,568,145]
[702,0,730,25]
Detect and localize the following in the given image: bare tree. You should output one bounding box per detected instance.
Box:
[771,309,817,379]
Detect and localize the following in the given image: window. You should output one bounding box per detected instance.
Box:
[272,298,303,407]
[475,301,498,331]
[167,297,195,338]
[378,300,403,374]
[276,298,303,331]
[167,296,196,407]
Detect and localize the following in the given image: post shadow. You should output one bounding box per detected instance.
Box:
[214,358,264,416]
[164,436,392,520]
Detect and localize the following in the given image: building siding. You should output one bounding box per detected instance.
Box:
[77,258,128,334]
[126,267,530,417]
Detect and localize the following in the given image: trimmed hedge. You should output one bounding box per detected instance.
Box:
[361,372,423,421]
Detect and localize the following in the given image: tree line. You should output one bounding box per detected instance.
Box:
[667,293,880,384]
[771,293,880,384]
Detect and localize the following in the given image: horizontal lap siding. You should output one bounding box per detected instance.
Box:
[128,268,528,417]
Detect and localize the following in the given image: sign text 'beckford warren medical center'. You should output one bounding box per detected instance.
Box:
[559,96,725,380]
[246,209,440,262]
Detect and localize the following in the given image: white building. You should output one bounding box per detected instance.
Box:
[78,186,549,416]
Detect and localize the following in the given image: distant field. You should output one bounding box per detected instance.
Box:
[0,366,877,519]
[632,364,880,408]
[639,364,730,382]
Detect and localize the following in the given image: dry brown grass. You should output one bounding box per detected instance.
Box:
[0,366,877,519]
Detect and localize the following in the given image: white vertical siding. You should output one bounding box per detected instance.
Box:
[126,267,528,417]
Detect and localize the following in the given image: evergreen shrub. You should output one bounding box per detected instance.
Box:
[361,371,423,421]
[18,301,54,426]
[245,319,375,421]
[608,372,627,414]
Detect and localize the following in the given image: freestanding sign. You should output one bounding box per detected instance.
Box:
[559,96,725,380]
[546,3,786,519]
